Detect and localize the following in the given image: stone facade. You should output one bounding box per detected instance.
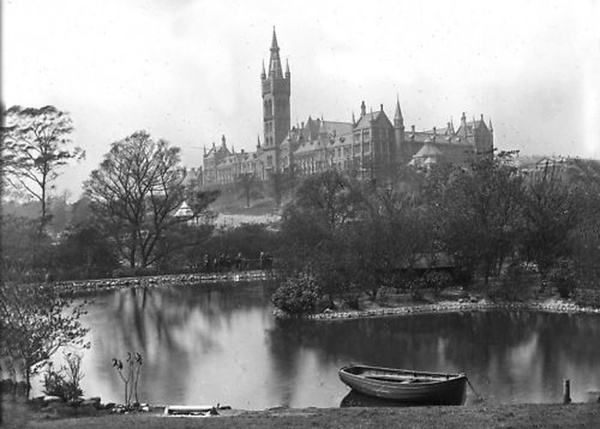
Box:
[202,29,494,187]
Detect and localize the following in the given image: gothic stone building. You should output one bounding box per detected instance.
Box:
[202,29,494,187]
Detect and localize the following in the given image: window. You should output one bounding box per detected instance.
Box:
[267,155,273,167]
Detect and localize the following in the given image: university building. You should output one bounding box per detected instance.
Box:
[202,29,494,187]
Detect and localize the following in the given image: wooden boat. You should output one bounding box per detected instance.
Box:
[338,364,467,405]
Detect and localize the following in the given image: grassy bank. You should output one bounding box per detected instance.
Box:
[3,402,599,429]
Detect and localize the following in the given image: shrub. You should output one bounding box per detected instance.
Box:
[407,277,427,302]
[489,263,531,302]
[43,352,84,401]
[549,260,578,299]
[272,274,322,315]
[574,289,600,309]
[424,270,454,297]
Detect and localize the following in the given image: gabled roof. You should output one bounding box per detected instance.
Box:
[414,142,443,158]
[355,110,384,128]
[297,117,353,143]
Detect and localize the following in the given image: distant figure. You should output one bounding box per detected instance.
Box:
[203,253,211,272]
[265,253,273,270]
[235,252,243,271]
[45,271,55,283]
[259,251,265,270]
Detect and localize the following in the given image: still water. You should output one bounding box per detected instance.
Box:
[61,282,600,408]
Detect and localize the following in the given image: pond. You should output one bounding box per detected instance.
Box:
[46,281,600,408]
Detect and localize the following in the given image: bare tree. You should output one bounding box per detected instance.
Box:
[2,106,84,231]
[85,130,211,269]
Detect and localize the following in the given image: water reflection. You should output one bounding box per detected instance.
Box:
[74,283,600,408]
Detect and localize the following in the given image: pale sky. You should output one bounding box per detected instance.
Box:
[3,0,600,200]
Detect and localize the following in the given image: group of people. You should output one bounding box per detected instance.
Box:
[201,251,274,272]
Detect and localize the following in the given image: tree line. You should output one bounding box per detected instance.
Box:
[272,153,600,313]
[2,105,600,299]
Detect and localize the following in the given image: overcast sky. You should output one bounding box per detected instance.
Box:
[3,0,600,200]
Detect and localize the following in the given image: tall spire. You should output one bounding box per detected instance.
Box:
[271,26,279,49]
[394,94,404,125]
[269,26,283,78]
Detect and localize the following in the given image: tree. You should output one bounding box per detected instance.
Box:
[236,173,258,208]
[427,152,524,284]
[278,171,367,305]
[268,170,285,208]
[0,214,53,283]
[54,224,120,280]
[2,106,84,231]
[0,283,88,398]
[85,130,215,269]
[520,160,579,281]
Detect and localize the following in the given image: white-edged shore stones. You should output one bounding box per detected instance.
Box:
[48,271,270,295]
[273,297,600,321]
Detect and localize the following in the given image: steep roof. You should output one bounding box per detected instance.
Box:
[414,142,443,158]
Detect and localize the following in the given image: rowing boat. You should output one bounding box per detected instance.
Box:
[338,364,467,405]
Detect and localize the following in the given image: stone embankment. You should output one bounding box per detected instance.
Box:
[302,298,600,321]
[51,271,271,295]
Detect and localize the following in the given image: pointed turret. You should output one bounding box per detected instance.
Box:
[352,111,356,127]
[488,118,493,132]
[257,135,261,149]
[261,60,266,80]
[318,117,328,137]
[459,112,468,138]
[268,27,283,78]
[394,95,404,126]
[285,58,290,78]
[477,114,485,129]
[394,95,406,161]
[360,101,366,117]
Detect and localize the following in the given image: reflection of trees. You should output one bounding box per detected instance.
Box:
[106,282,266,353]
[83,281,268,403]
[266,311,600,403]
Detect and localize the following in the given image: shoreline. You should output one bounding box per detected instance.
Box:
[40,270,272,295]
[25,274,600,319]
[285,297,600,321]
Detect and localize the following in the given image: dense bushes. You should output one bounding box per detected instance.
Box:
[271,274,322,315]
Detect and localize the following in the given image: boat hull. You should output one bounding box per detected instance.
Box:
[338,365,467,406]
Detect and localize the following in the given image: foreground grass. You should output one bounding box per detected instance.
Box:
[4,403,600,429]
